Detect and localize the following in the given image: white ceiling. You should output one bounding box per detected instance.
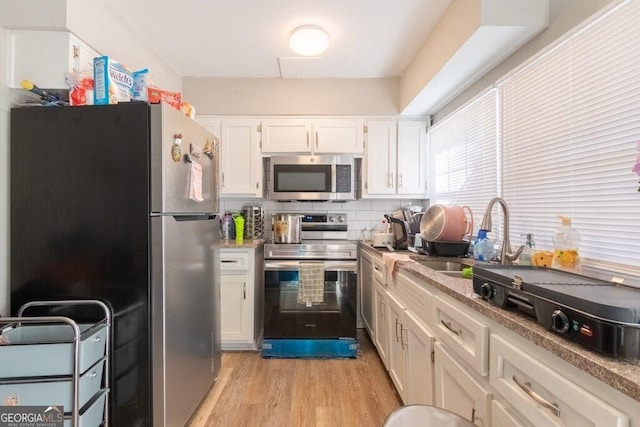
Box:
[108,0,452,79]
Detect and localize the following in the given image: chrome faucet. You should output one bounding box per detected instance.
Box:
[479,197,525,264]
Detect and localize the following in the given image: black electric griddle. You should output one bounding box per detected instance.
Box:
[473,265,640,359]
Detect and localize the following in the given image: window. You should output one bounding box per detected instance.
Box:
[500,0,640,273]
[430,0,640,283]
[429,88,500,233]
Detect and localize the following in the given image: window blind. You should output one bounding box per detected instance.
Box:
[429,88,500,234]
[500,0,640,270]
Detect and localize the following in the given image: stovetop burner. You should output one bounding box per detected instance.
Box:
[473,265,640,359]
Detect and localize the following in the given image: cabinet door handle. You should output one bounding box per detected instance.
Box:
[389,172,394,188]
[441,319,462,337]
[379,300,385,319]
[306,132,310,147]
[221,260,238,264]
[222,172,225,187]
[512,374,561,417]
[316,131,319,148]
[470,407,483,424]
[243,282,246,300]
[395,318,401,342]
[398,173,403,188]
[400,325,407,350]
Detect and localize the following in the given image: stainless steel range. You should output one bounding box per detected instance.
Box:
[263,213,358,358]
[473,265,640,359]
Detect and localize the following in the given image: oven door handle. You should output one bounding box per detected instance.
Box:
[264,260,357,272]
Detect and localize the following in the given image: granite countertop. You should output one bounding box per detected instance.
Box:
[359,242,640,404]
[220,239,266,249]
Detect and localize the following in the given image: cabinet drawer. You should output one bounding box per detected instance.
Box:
[372,257,386,285]
[432,295,489,376]
[220,251,250,271]
[394,270,433,327]
[490,335,628,427]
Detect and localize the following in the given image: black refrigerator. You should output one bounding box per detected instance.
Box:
[10,102,222,427]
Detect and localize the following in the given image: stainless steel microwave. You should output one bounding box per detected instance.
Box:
[269,155,356,201]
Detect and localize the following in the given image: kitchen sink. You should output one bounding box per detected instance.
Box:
[408,258,472,279]
[409,258,465,271]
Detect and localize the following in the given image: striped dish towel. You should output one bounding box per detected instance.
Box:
[298,262,325,305]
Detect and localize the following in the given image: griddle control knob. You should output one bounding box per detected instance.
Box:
[551,310,571,333]
[480,282,494,300]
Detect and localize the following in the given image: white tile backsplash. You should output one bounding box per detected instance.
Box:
[220,197,428,241]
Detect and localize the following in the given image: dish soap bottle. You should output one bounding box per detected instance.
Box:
[552,215,581,271]
[519,233,536,266]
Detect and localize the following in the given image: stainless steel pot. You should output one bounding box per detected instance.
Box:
[420,204,473,242]
[271,213,303,243]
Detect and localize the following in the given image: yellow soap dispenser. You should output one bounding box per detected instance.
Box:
[552,215,581,271]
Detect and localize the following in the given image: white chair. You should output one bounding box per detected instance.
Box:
[382,405,476,427]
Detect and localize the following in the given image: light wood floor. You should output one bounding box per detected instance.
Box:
[187,330,402,427]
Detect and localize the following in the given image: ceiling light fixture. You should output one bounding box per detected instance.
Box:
[289,25,330,56]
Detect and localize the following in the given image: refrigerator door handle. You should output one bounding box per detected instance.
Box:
[168,214,217,221]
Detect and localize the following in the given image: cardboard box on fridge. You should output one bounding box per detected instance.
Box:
[148,87,181,110]
[93,56,133,105]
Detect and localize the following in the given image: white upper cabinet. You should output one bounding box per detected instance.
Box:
[261,119,312,153]
[261,118,364,154]
[364,120,398,196]
[313,119,364,154]
[219,118,263,197]
[363,120,428,198]
[7,30,100,89]
[397,120,428,196]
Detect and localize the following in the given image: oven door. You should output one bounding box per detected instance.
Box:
[263,260,357,339]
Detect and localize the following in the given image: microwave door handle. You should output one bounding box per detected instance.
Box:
[331,163,337,193]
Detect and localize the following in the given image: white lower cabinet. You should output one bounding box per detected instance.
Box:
[491,400,527,427]
[220,247,264,350]
[221,272,251,343]
[403,308,435,405]
[360,251,638,426]
[373,279,389,368]
[387,292,407,400]
[386,290,436,405]
[490,335,628,427]
[435,343,492,426]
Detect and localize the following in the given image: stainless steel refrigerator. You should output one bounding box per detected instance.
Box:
[10,102,221,427]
